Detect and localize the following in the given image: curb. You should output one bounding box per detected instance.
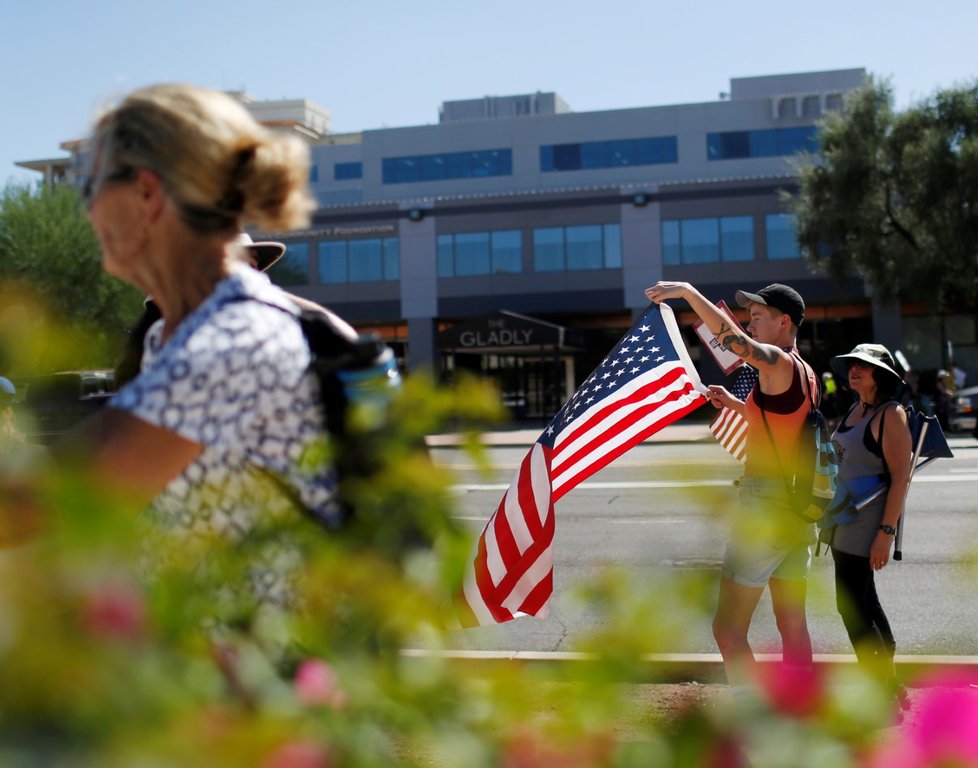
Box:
[401,649,978,684]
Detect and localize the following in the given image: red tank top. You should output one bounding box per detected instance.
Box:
[743,352,818,478]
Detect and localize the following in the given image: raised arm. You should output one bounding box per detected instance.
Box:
[644,281,790,372]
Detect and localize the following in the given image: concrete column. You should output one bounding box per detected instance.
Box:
[398,208,438,371]
[620,187,662,318]
[869,293,904,353]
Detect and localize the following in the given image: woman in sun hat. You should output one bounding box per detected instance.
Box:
[827,343,912,709]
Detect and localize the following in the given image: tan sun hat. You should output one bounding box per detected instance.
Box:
[236,232,286,272]
[830,343,902,384]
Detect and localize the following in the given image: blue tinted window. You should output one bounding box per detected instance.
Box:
[580,142,607,170]
[437,235,454,277]
[635,137,678,164]
[533,228,565,271]
[720,217,754,262]
[662,221,680,266]
[318,241,347,284]
[541,136,677,172]
[309,165,319,183]
[539,145,555,172]
[566,225,603,270]
[334,162,362,180]
[766,214,801,260]
[382,149,512,184]
[778,126,818,154]
[680,219,720,264]
[383,238,399,280]
[707,131,750,160]
[491,230,522,274]
[268,243,309,286]
[455,232,491,276]
[709,127,818,160]
[603,224,622,268]
[749,129,778,157]
[348,239,383,282]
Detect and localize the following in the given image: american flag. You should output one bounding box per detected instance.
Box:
[708,365,758,463]
[459,303,707,626]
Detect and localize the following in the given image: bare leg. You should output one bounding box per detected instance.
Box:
[769,576,812,668]
[713,576,765,685]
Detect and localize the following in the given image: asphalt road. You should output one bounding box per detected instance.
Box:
[431,433,978,658]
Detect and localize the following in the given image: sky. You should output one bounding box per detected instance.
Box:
[2,0,978,185]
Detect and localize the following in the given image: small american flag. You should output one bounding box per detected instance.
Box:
[709,365,758,463]
[459,303,706,626]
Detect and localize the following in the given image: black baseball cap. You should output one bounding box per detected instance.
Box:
[734,283,805,327]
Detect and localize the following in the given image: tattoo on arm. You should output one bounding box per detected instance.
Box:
[749,345,780,365]
[721,334,751,359]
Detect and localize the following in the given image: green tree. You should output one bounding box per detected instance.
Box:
[791,77,978,313]
[0,181,143,373]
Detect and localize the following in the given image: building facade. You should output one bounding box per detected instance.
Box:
[29,69,958,417]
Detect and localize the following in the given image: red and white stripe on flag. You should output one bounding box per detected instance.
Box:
[710,407,747,463]
[459,303,707,627]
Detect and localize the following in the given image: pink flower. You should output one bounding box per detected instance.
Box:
[81,581,147,643]
[908,674,978,765]
[865,671,978,768]
[294,659,347,708]
[263,740,332,768]
[755,663,824,718]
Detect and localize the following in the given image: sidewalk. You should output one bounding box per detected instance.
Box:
[401,649,978,683]
[425,421,716,447]
[427,423,978,450]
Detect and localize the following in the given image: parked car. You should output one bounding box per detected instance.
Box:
[949,385,978,433]
[13,371,115,444]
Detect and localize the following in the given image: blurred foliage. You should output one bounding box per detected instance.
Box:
[0,182,144,373]
[0,338,967,765]
[791,76,978,314]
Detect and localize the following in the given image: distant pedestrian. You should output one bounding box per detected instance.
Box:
[0,377,24,455]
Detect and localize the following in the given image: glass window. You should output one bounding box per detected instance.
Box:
[766,214,801,260]
[550,144,582,172]
[454,232,491,276]
[749,129,778,158]
[662,221,680,266]
[680,219,720,264]
[580,141,608,170]
[309,165,319,183]
[491,230,522,274]
[707,131,750,160]
[565,225,603,270]
[317,241,347,284]
[541,136,678,172]
[383,237,400,280]
[533,228,565,271]
[539,145,556,172]
[603,224,622,268]
[720,217,754,262]
[334,162,362,181]
[708,128,818,160]
[269,243,309,286]
[348,239,384,282]
[778,126,818,155]
[437,235,454,277]
[382,149,512,184]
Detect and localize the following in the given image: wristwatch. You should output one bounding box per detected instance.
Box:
[879,524,896,535]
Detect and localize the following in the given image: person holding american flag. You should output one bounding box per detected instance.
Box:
[644,281,819,697]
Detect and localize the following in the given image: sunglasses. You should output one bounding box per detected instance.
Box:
[81,166,136,209]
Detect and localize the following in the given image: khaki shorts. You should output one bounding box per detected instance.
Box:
[721,477,814,588]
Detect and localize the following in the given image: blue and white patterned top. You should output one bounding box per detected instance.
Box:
[112,265,342,550]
